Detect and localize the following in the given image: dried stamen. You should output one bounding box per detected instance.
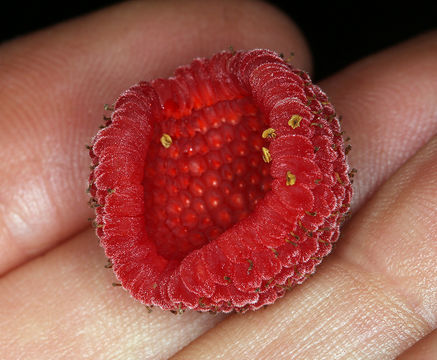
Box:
[262,147,271,163]
[286,171,296,186]
[160,133,173,148]
[262,128,277,139]
[288,114,303,129]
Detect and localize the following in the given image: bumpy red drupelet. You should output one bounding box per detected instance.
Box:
[88,49,352,313]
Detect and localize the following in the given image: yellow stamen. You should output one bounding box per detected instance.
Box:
[160,133,172,148]
[286,171,296,186]
[262,128,277,139]
[288,114,303,129]
[262,147,271,163]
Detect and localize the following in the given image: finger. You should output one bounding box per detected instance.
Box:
[170,36,437,359]
[0,228,225,359]
[320,30,437,211]
[0,0,311,275]
[398,329,437,359]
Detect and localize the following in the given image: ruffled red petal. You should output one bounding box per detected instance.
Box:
[89,49,352,312]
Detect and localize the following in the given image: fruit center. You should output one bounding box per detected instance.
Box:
[143,97,272,261]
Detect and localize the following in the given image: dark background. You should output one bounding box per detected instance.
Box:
[1,1,436,80]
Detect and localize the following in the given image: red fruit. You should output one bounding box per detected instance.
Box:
[88,49,352,313]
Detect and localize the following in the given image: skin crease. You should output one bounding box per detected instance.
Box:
[0,1,436,359]
[397,330,437,360]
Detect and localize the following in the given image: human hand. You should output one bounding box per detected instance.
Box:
[0,1,436,359]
